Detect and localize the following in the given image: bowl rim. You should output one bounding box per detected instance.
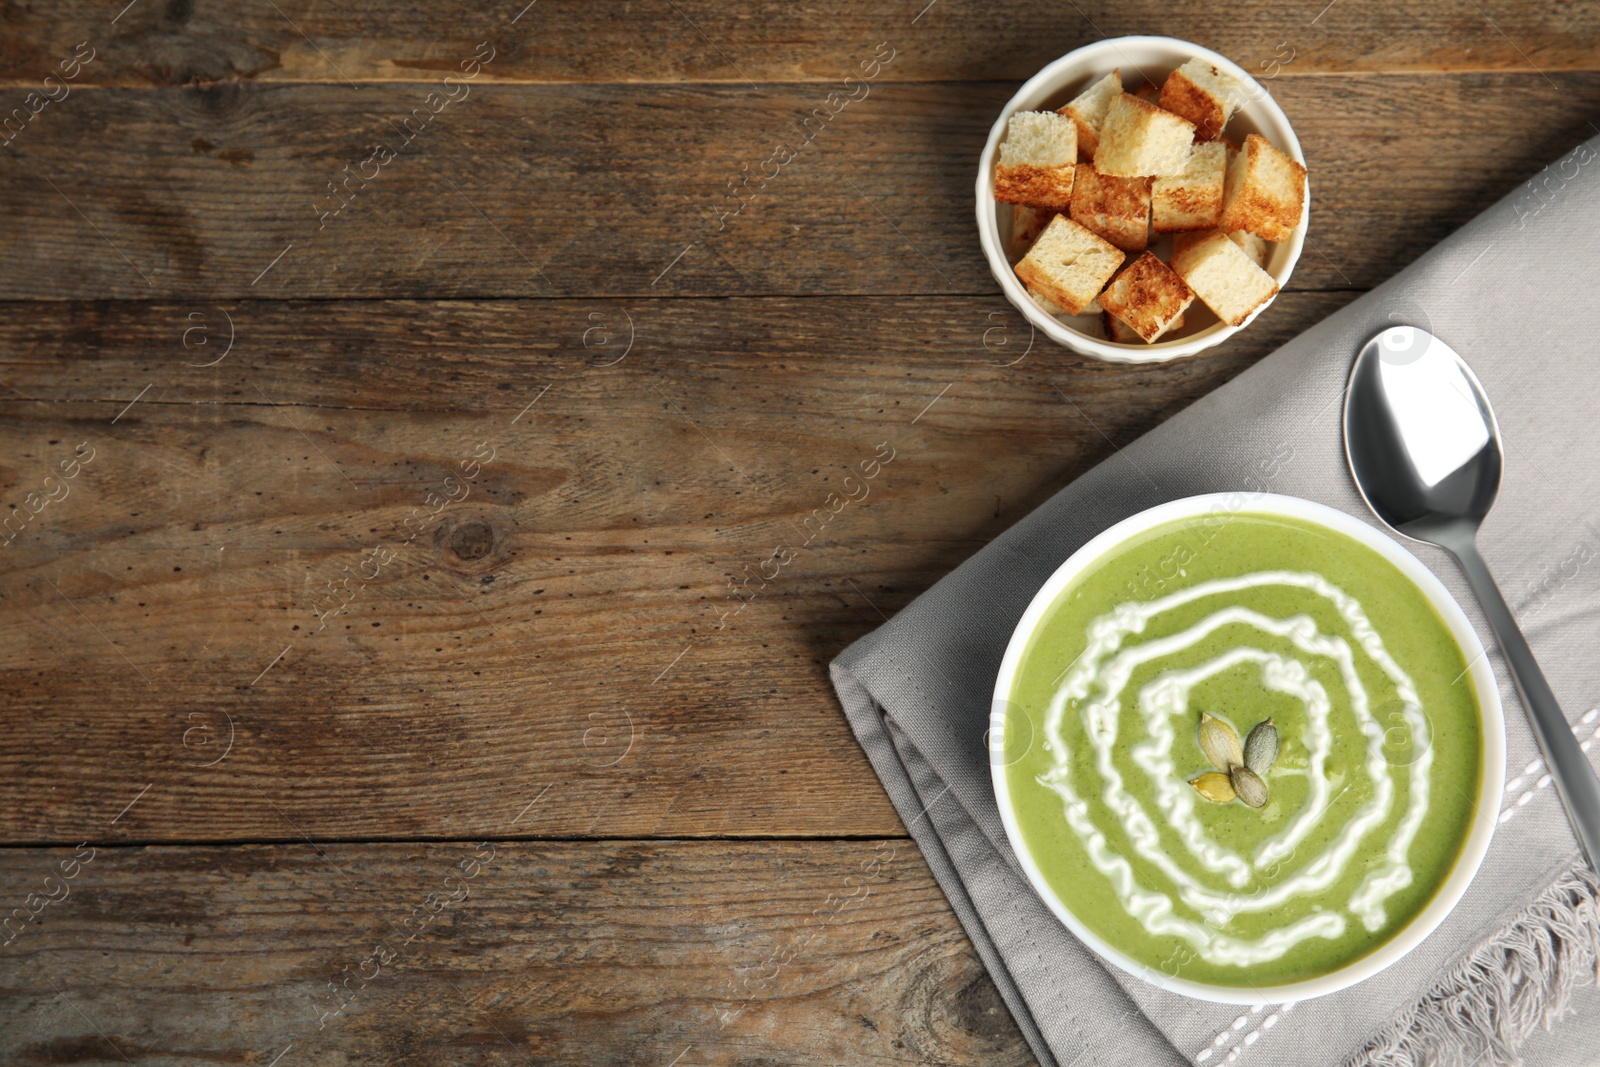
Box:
[987,491,1506,1003]
[975,36,1309,364]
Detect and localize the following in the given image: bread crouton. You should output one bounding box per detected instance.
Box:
[1098,252,1195,342]
[1133,82,1162,105]
[1158,58,1245,140]
[1058,70,1121,162]
[1014,215,1125,316]
[995,111,1078,210]
[1170,230,1278,327]
[1093,93,1196,178]
[1151,141,1225,232]
[1226,228,1270,268]
[1218,133,1306,241]
[1008,204,1057,261]
[1069,164,1152,252]
[1025,282,1101,317]
[1171,230,1208,260]
[1025,282,1064,316]
[1105,308,1184,344]
[1172,228,1269,267]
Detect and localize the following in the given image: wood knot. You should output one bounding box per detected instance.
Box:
[895,948,1031,1063]
[447,521,494,561]
[434,515,511,578]
[951,974,1014,1043]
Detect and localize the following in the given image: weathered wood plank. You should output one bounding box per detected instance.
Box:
[0,76,1595,300]
[0,839,1036,1066]
[1,0,1597,87]
[0,293,1353,842]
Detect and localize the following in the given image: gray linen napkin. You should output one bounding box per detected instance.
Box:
[831,131,1600,1067]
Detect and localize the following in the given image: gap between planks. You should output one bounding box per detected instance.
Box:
[0,833,919,851]
[0,67,1595,90]
[0,285,1371,306]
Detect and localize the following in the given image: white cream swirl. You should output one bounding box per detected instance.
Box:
[1040,571,1432,966]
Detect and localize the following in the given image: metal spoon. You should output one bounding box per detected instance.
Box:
[1343,324,1600,871]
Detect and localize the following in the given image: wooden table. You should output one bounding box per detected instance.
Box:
[1,2,1596,1062]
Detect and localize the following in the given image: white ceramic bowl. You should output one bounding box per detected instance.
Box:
[976,37,1309,364]
[989,493,1504,1003]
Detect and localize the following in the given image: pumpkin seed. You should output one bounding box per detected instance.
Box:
[1189,771,1237,804]
[1245,719,1279,775]
[1199,713,1243,771]
[1230,764,1270,809]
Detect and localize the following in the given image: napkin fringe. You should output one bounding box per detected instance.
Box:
[1349,865,1600,1067]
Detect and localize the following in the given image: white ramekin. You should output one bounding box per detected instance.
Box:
[976,37,1309,364]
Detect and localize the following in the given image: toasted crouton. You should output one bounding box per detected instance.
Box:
[1025,282,1101,317]
[1218,133,1306,241]
[1008,204,1056,261]
[1069,164,1152,252]
[995,111,1078,210]
[1025,282,1064,316]
[1093,93,1196,178]
[1151,141,1225,232]
[1171,230,1209,260]
[1105,308,1184,343]
[1226,229,1270,268]
[1159,58,1245,141]
[1170,230,1278,326]
[1133,82,1162,105]
[1104,312,1139,344]
[1014,215,1125,316]
[1058,70,1121,162]
[1172,228,1269,265]
[1098,252,1195,342]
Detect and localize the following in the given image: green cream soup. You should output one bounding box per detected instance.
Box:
[1004,513,1483,988]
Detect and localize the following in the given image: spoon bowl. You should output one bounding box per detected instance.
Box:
[1344,327,1502,540]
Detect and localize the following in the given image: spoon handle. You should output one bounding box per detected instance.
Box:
[1451,538,1600,872]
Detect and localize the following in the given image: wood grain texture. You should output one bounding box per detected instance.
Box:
[0,76,1596,300]
[6,3,1597,1059]
[0,292,1354,843]
[0,839,1036,1066]
[1,0,1597,86]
